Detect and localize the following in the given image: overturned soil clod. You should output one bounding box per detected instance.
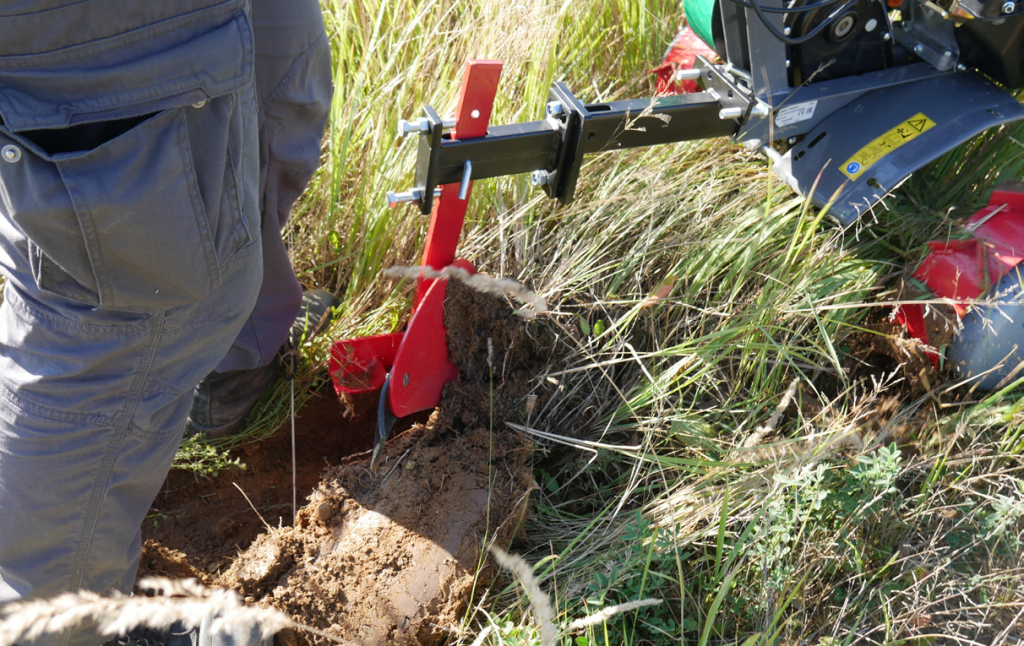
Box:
[144,278,556,645]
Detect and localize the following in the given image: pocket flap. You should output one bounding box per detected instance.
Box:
[0,0,252,132]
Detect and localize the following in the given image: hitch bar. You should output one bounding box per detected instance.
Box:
[401,56,747,214]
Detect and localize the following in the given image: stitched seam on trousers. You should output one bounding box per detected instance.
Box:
[63,312,168,640]
[0,383,114,426]
[6,285,155,335]
[141,381,183,396]
[59,427,128,646]
[55,164,111,306]
[259,33,329,189]
[119,315,170,439]
[126,419,183,441]
[176,112,222,293]
[178,312,234,333]
[261,33,328,108]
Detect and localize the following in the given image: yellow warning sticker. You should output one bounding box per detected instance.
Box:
[840,113,936,181]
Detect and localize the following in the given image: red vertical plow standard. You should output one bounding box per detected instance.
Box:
[329,60,503,466]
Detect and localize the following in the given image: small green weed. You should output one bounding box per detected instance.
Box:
[752,462,830,600]
[581,511,683,645]
[173,435,246,477]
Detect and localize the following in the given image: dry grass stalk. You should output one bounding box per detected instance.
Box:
[383,265,547,318]
[566,598,664,631]
[487,547,664,644]
[742,377,800,450]
[488,546,557,646]
[0,578,346,646]
[467,624,494,646]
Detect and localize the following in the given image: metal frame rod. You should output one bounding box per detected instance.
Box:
[411,85,736,213]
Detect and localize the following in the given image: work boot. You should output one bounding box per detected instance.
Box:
[103,625,196,646]
[103,619,271,646]
[185,288,340,440]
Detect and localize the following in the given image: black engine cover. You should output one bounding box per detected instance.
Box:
[957,14,1024,88]
[786,0,894,85]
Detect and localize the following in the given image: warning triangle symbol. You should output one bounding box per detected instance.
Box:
[908,118,928,132]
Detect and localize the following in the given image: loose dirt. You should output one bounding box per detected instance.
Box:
[141,279,556,645]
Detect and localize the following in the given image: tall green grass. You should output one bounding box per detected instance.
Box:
[197,0,1024,642]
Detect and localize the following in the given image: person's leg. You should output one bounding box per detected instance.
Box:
[213,0,333,374]
[186,0,334,439]
[0,249,262,646]
[0,27,263,645]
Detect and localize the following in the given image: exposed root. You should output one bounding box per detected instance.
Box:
[383,265,548,319]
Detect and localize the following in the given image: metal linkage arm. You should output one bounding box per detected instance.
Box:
[402,81,737,214]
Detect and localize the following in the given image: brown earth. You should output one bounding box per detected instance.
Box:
[141,279,555,645]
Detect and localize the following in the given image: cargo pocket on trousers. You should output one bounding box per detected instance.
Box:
[51,107,225,312]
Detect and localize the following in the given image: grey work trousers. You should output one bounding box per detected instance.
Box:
[0,2,332,645]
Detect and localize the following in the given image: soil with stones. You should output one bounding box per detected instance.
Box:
[141,279,556,645]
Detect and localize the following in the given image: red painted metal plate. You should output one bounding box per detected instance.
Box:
[896,190,1024,361]
[388,258,478,418]
[388,278,458,418]
[650,27,719,95]
[329,332,403,395]
[329,60,503,418]
[415,60,503,308]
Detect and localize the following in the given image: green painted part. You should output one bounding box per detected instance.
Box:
[685,0,718,52]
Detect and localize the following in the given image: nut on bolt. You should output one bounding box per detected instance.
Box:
[397,117,430,138]
[531,170,551,186]
[397,116,457,138]
[750,102,771,119]
[545,102,565,118]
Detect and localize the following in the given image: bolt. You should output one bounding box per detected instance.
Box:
[192,100,206,109]
[458,160,473,201]
[398,117,457,138]
[675,68,703,81]
[1,145,21,163]
[882,31,891,41]
[913,44,924,54]
[386,188,422,207]
[942,49,952,57]
[787,137,798,145]
[397,118,429,138]
[403,373,410,387]
[1003,0,1016,13]
[785,59,791,68]
[751,102,771,119]
[545,102,564,118]
[531,170,551,186]
[719,106,744,120]
[783,26,791,35]
[957,63,968,71]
